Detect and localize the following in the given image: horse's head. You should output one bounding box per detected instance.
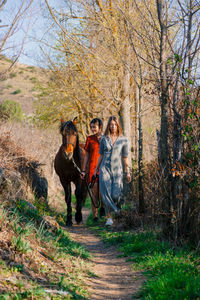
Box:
[60,117,78,160]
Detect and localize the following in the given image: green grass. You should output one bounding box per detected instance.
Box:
[0,99,23,121]
[71,194,91,210]
[83,196,91,209]
[12,234,32,254]
[86,212,105,228]
[139,252,200,299]
[14,199,91,260]
[0,201,92,299]
[89,227,200,300]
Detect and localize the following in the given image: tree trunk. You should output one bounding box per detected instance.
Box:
[119,64,132,166]
[156,0,170,230]
[137,85,145,213]
[171,99,182,240]
[119,61,132,202]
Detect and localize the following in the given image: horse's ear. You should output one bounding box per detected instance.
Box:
[72,117,78,126]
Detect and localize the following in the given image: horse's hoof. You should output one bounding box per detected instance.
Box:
[76,220,83,225]
[66,221,73,227]
[75,212,82,224]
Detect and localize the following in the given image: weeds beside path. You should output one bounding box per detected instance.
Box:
[67,208,144,300]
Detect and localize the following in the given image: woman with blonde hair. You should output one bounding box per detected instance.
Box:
[94,116,131,226]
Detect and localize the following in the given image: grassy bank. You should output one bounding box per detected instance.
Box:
[87,217,200,300]
[0,199,93,299]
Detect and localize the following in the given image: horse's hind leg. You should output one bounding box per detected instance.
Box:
[61,181,72,226]
[74,181,83,224]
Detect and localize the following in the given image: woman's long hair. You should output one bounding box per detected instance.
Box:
[104,116,122,136]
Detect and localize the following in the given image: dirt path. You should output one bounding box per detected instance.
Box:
[67,208,144,300]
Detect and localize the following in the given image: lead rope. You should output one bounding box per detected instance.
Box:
[71,157,100,209]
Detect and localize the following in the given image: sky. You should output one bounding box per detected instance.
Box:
[0,0,67,67]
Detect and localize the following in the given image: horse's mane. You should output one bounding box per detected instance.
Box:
[60,120,78,134]
[60,121,81,167]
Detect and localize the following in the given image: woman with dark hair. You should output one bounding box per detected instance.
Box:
[81,118,105,221]
[94,116,131,226]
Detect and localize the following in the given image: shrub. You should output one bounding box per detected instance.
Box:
[27,66,36,73]
[5,57,13,63]
[9,72,17,78]
[12,89,21,95]
[30,77,37,83]
[0,100,23,121]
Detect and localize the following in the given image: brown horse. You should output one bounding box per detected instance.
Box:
[54,118,87,226]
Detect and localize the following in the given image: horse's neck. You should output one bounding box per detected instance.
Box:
[73,145,81,165]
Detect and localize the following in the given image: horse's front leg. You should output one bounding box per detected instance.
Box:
[74,180,83,224]
[61,180,72,226]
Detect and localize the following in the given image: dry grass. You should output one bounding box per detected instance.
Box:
[0,55,48,116]
[0,131,31,202]
[0,129,91,298]
[0,121,63,204]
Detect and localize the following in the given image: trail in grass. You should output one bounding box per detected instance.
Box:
[67,208,144,300]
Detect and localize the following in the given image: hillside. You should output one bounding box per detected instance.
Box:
[0,132,92,298]
[0,56,62,203]
[0,56,48,115]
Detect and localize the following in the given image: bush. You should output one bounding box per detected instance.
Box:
[30,77,37,83]
[0,100,23,121]
[12,89,21,94]
[9,72,17,78]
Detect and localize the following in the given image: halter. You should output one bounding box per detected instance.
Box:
[64,141,76,147]
[62,122,77,148]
